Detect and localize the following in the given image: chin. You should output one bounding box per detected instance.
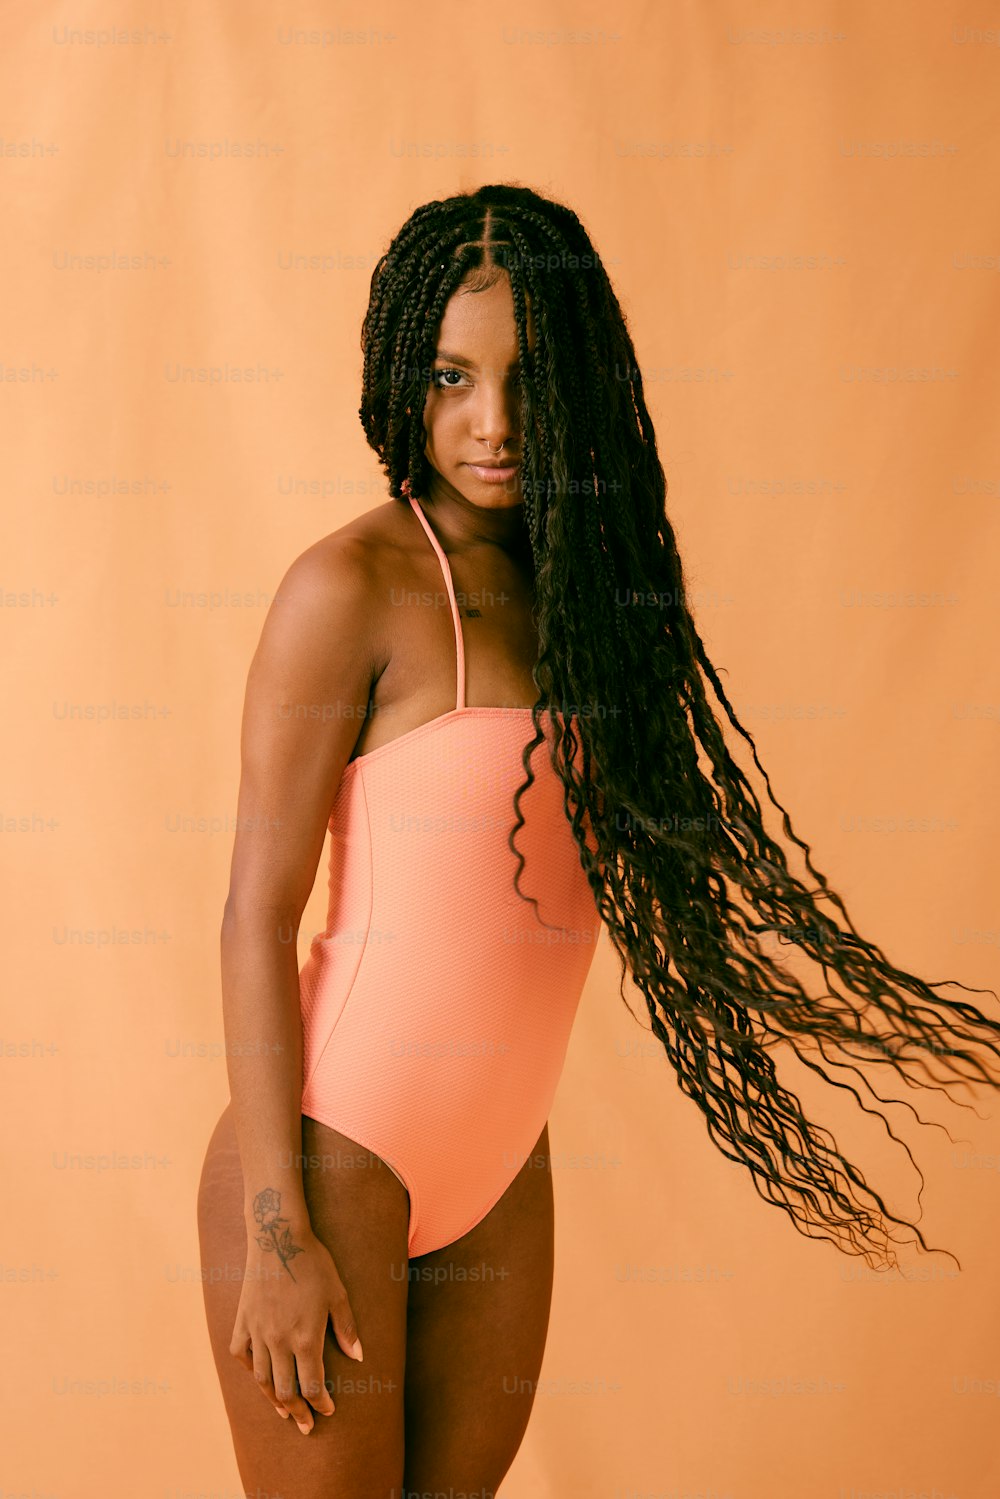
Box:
[464,490,523,510]
[456,473,524,505]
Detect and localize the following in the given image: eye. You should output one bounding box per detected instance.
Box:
[431,367,469,388]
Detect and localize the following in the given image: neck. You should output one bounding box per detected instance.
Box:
[415,476,532,565]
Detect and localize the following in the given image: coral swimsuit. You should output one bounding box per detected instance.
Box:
[298,493,603,1257]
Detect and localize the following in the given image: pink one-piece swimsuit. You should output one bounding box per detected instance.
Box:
[297,492,603,1257]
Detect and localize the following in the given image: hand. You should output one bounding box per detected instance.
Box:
[229,1221,364,1435]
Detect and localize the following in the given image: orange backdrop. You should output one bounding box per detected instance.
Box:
[3,1,1000,1494]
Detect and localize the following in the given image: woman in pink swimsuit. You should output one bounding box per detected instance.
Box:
[197,184,1000,1496]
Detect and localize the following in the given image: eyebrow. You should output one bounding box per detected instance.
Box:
[433,350,523,370]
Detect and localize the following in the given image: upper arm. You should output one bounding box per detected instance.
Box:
[222,534,385,925]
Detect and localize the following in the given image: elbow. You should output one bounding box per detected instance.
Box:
[220,892,304,945]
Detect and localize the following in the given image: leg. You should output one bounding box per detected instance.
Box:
[402,1121,555,1494]
[197,1103,410,1498]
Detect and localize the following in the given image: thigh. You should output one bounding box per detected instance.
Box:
[402,1121,555,1494]
[197,1103,410,1499]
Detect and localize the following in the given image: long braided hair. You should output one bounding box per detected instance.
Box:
[358,181,1000,1271]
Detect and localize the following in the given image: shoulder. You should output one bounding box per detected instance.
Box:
[272,499,412,622]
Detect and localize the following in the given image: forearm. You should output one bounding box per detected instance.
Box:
[220,905,311,1233]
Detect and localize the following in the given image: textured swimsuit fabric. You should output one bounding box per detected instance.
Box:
[298,496,602,1256]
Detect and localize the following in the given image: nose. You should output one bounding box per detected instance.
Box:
[471,370,520,450]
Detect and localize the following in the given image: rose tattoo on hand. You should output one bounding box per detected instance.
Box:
[252,1188,305,1281]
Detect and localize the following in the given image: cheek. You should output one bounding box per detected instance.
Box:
[422,395,462,450]
[421,388,446,432]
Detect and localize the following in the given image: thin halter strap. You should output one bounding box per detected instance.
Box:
[407,493,466,711]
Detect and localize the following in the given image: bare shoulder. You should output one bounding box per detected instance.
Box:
[241,500,420,723]
[258,499,416,668]
[276,499,408,605]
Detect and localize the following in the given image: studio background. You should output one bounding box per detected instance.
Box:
[3,1,999,1495]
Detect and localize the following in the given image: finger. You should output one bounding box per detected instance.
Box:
[295,1343,335,1416]
[228,1319,252,1372]
[249,1339,286,1420]
[237,1332,290,1418]
[271,1350,314,1435]
[329,1290,364,1364]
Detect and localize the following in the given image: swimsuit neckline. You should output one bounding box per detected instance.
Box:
[343,704,538,774]
[343,493,539,772]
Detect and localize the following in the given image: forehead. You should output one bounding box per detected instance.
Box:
[435,274,537,355]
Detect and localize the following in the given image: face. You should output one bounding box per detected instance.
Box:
[420,272,536,512]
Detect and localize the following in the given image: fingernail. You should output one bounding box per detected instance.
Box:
[296,1420,311,1435]
[276,1407,290,1420]
[349,1338,364,1362]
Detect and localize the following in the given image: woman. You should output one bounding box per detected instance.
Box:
[197,182,1000,1496]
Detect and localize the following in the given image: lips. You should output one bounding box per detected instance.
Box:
[465,461,520,484]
